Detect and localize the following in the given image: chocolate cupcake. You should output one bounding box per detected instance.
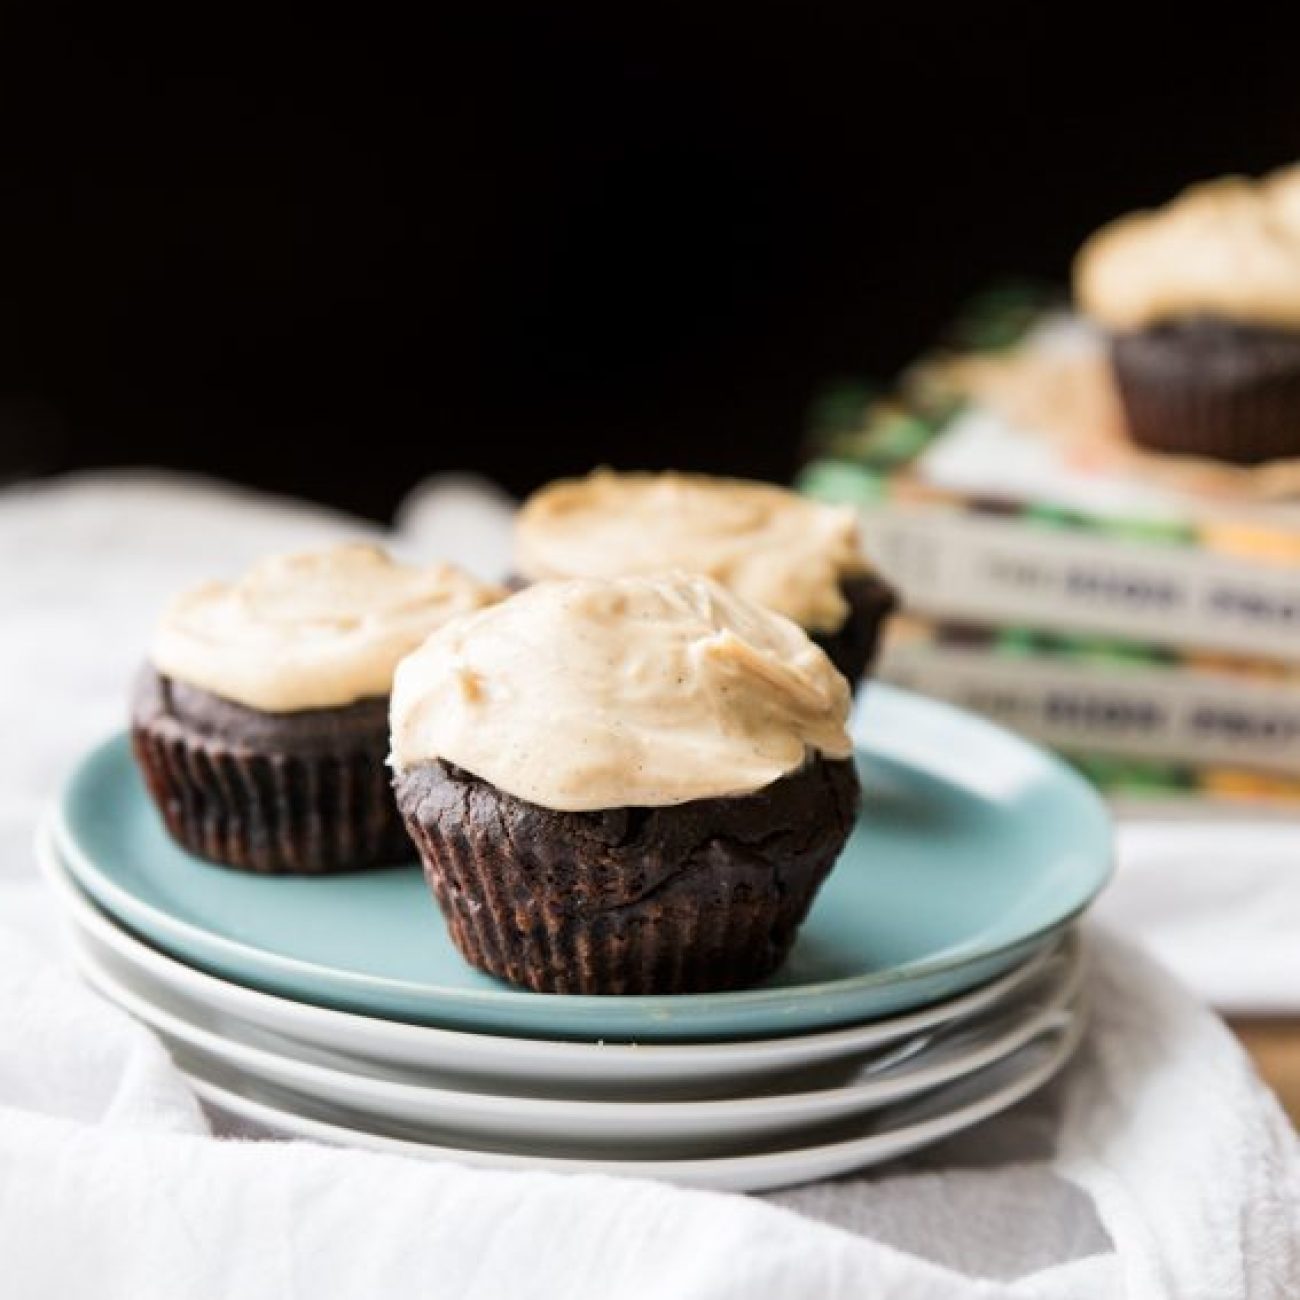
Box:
[514,469,895,684]
[390,573,860,994]
[1075,166,1300,464]
[132,543,503,874]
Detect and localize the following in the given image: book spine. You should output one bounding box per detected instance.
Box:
[863,505,1300,663]
[877,639,1300,777]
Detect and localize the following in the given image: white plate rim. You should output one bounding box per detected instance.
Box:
[179,1015,1086,1193]
[40,816,1074,1083]
[72,934,1083,1140]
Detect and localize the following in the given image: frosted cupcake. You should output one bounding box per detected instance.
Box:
[132,543,504,874]
[514,469,895,684]
[1076,165,1300,463]
[390,573,860,995]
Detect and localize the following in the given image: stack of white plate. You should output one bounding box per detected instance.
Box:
[41,686,1111,1193]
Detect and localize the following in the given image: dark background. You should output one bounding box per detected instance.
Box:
[0,6,1296,519]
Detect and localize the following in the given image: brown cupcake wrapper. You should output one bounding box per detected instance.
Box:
[132,723,412,874]
[401,800,836,996]
[1112,326,1300,465]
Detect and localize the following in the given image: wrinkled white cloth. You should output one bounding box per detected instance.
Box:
[0,470,1297,1299]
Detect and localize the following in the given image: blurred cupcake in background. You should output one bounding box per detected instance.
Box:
[1075,164,1300,464]
[132,543,504,874]
[514,469,895,684]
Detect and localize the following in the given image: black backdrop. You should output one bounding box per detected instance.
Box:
[0,6,1297,518]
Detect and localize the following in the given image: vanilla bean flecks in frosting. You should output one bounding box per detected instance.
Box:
[389,573,854,811]
[515,470,869,634]
[1076,165,1300,331]
[151,543,505,712]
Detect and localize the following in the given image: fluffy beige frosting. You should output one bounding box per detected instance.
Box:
[1076,165,1300,330]
[152,543,505,712]
[390,573,854,811]
[515,470,869,633]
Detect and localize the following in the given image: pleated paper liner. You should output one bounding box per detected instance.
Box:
[132,726,411,875]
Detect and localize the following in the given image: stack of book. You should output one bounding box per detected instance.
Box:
[800,286,1300,813]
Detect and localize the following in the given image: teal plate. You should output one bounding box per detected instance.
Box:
[54,685,1111,1042]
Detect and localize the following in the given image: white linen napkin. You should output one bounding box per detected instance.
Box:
[3,899,1296,1298]
[0,470,1297,1298]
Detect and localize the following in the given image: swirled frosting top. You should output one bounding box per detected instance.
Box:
[390,572,855,810]
[515,470,869,633]
[1076,165,1300,330]
[151,543,505,712]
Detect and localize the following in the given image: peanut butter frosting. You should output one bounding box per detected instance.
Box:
[151,543,505,712]
[389,573,854,811]
[1076,165,1300,330]
[515,470,869,634]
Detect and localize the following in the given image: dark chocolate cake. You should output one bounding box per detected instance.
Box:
[394,754,859,995]
[132,666,411,874]
[1111,318,1300,464]
[810,573,897,685]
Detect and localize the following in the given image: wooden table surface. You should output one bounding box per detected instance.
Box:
[1231,1021,1300,1125]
